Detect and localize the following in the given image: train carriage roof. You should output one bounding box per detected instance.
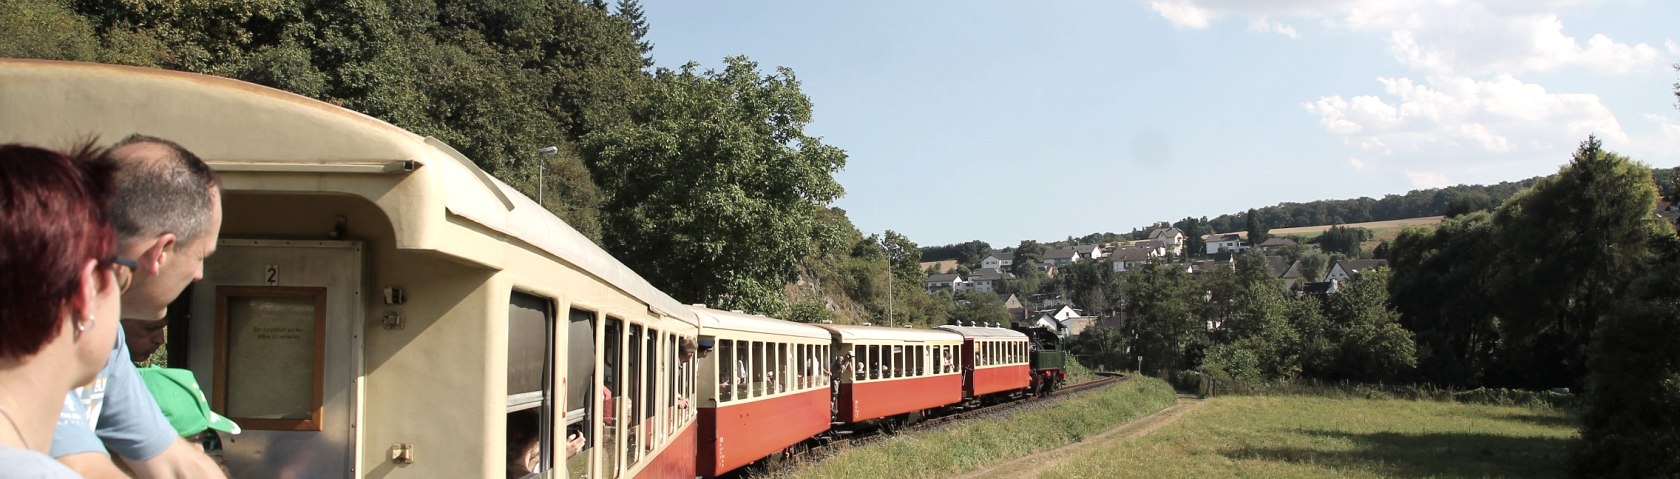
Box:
[812,324,963,343]
[689,306,829,340]
[0,59,694,323]
[934,325,1029,339]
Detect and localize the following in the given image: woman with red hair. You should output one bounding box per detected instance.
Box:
[0,143,130,476]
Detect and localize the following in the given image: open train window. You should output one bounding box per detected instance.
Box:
[602,317,623,475]
[505,292,554,478]
[644,328,657,454]
[565,309,595,479]
[627,324,643,465]
[751,341,765,397]
[776,343,788,393]
[718,339,736,402]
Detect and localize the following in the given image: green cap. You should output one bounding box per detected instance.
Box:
[138,367,241,436]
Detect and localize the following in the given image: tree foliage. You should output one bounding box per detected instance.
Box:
[1245,208,1269,244]
[1317,225,1373,258]
[1320,268,1416,381]
[584,57,846,312]
[1573,234,1680,477]
[1487,136,1662,389]
[1388,213,1501,387]
[1121,264,1207,375]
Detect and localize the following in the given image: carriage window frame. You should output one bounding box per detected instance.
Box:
[212,285,326,432]
[718,339,736,403]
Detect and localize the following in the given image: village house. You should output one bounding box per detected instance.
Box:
[1073,244,1106,260]
[1266,255,1305,289]
[925,273,969,293]
[980,252,1014,271]
[1126,239,1167,257]
[1042,248,1080,266]
[1148,226,1187,256]
[968,267,1014,293]
[1109,247,1155,272]
[1203,233,1246,254]
[1257,237,1298,252]
[1324,258,1389,282]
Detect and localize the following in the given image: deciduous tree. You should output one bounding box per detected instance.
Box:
[584,57,846,313]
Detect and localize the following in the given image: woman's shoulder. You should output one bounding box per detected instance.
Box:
[0,446,80,478]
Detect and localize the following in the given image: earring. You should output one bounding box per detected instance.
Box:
[76,315,95,333]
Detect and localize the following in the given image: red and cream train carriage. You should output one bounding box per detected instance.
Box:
[935,325,1033,398]
[816,324,965,423]
[693,307,833,478]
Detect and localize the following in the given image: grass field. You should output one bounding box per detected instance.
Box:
[1266,216,1446,237]
[1042,395,1578,478]
[771,377,1177,479]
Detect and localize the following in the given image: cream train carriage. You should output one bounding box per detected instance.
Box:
[0,59,699,478]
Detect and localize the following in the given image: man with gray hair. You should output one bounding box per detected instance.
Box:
[54,135,225,478]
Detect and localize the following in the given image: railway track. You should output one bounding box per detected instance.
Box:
[735,373,1130,477]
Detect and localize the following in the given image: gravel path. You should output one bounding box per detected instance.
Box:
[954,395,1204,479]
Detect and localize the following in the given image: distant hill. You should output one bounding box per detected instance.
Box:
[923,165,1679,257]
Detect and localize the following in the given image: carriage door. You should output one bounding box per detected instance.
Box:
[186,239,364,479]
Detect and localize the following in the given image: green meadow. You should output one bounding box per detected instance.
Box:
[1043,395,1577,478]
[773,377,1177,479]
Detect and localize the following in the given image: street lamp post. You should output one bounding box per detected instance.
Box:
[537,146,558,207]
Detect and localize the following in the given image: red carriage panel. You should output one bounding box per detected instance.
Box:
[698,388,831,477]
[837,373,963,422]
[972,364,1030,396]
[634,420,698,479]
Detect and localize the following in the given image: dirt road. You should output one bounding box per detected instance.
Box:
[954,395,1204,479]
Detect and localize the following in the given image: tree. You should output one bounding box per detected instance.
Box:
[1010,240,1046,275]
[1488,135,1663,389]
[1388,214,1502,387]
[583,57,846,314]
[1174,216,1207,258]
[1121,264,1207,375]
[1202,253,1300,380]
[614,0,654,68]
[1572,234,1680,477]
[1317,225,1372,258]
[1296,249,1330,283]
[1245,208,1269,245]
[1320,268,1416,381]
[951,291,1012,327]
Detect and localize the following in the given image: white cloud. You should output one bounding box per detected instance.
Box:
[1629,114,1680,158]
[1144,0,1667,76]
[1149,0,1215,29]
[1248,17,1300,39]
[1303,74,1625,157]
[1667,39,1680,56]
[1405,170,1452,188]
[1349,157,1368,170]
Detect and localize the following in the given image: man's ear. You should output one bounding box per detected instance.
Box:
[141,233,178,275]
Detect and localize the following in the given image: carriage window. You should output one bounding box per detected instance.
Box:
[736,341,750,400]
[626,325,643,465]
[564,309,596,479]
[667,335,677,431]
[874,345,884,380]
[795,345,806,390]
[718,340,735,402]
[643,328,657,453]
[506,293,553,479]
[775,342,787,393]
[852,345,864,381]
[599,317,623,475]
[751,341,765,398]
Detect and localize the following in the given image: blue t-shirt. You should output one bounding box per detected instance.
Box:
[0,446,80,478]
[50,328,176,460]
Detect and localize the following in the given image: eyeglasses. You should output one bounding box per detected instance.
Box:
[109,256,137,293]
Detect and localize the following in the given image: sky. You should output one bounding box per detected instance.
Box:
[639,0,1680,247]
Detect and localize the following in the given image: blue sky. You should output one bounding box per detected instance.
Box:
[640,0,1680,247]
